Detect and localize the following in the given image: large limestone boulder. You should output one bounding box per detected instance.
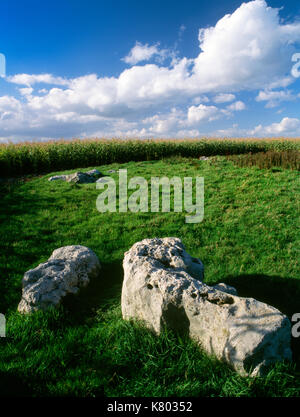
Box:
[121,237,292,376]
[18,245,101,314]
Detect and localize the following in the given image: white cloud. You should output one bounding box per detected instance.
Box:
[213,93,235,103]
[142,111,181,135]
[122,42,170,65]
[19,87,33,96]
[192,96,210,104]
[8,73,69,87]
[187,104,221,124]
[0,96,21,111]
[256,89,296,107]
[176,129,199,137]
[192,0,300,91]
[267,76,294,89]
[227,100,246,111]
[214,124,242,137]
[251,117,300,135]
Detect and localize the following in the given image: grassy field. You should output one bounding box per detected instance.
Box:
[0,153,300,397]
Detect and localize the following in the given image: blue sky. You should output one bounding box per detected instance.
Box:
[0,0,300,142]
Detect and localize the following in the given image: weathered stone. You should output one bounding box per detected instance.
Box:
[124,237,204,282]
[48,175,67,181]
[121,237,292,376]
[213,282,238,296]
[86,169,103,177]
[18,245,101,313]
[66,172,97,184]
[48,169,103,183]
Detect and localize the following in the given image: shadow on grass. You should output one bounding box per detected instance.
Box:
[62,260,124,323]
[0,370,33,397]
[218,274,300,366]
[0,180,58,312]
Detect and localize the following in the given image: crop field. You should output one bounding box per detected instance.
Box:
[0,137,299,177]
[0,139,300,397]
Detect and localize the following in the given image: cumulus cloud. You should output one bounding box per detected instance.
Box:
[213,93,236,103]
[19,87,34,96]
[256,89,297,107]
[187,104,221,124]
[122,42,170,65]
[227,101,246,111]
[140,109,182,135]
[251,117,300,135]
[192,0,300,91]
[8,73,69,87]
[192,96,210,104]
[0,96,21,110]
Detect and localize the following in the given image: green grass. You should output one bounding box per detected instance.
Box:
[0,156,300,397]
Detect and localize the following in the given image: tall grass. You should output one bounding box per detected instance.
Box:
[0,138,299,177]
[226,150,300,170]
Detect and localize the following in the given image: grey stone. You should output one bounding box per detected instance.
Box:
[121,237,292,376]
[48,169,103,183]
[213,282,238,296]
[66,172,97,184]
[18,245,101,313]
[86,169,103,177]
[48,175,67,181]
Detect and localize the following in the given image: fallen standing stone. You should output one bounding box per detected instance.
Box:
[121,237,292,376]
[85,169,102,177]
[18,245,101,313]
[48,169,103,183]
[48,175,67,181]
[66,172,97,184]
